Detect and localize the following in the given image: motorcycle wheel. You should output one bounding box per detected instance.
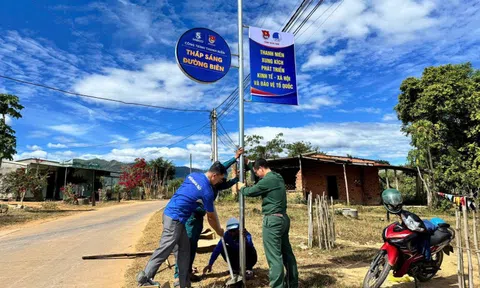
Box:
[416,251,444,282]
[362,251,392,288]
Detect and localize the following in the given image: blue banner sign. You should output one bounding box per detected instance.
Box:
[249,27,298,105]
[176,28,231,84]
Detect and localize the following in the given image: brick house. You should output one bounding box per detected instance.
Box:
[267,153,419,205]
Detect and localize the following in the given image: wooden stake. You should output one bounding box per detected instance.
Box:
[330,196,336,242]
[463,202,474,288]
[308,192,313,248]
[323,194,332,249]
[472,207,480,281]
[457,209,466,288]
[318,195,328,249]
[315,197,321,249]
[342,164,350,206]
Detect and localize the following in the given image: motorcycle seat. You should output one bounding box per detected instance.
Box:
[437,223,450,229]
[430,229,452,246]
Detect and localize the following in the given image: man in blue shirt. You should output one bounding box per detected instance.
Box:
[202,218,258,280]
[136,162,227,287]
[173,148,244,285]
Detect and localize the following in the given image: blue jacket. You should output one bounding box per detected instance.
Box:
[208,230,255,266]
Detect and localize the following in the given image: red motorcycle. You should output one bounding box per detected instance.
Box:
[363,211,455,288]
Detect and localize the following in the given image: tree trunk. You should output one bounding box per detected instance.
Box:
[417,166,432,207]
[20,190,26,208]
[0,113,4,169]
[427,146,437,206]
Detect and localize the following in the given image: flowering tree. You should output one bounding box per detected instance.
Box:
[119,158,151,199]
[60,183,79,204]
[2,168,48,206]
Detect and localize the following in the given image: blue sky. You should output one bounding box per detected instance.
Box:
[1,0,479,168]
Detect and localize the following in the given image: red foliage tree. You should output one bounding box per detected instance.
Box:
[119,158,151,198]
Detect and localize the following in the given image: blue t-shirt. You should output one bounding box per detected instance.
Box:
[164,173,215,223]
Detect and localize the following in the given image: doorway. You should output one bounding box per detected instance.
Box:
[327,176,339,199]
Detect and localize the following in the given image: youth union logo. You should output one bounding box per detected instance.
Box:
[208,35,216,44]
[262,30,270,40]
[272,32,281,42]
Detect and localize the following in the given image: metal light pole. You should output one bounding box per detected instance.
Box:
[237,0,246,284]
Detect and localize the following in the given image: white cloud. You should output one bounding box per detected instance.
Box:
[49,124,91,136]
[48,143,68,149]
[54,136,75,143]
[52,150,76,159]
[382,113,397,121]
[298,96,340,110]
[302,51,345,71]
[337,107,382,114]
[26,145,42,151]
[5,115,12,125]
[245,122,411,162]
[109,135,129,144]
[14,150,48,160]
[28,131,50,138]
[145,132,182,143]
[58,100,128,122]
[88,0,179,46]
[73,61,210,108]
[367,0,438,44]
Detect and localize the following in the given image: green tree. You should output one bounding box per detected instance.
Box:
[166,178,184,199]
[285,141,322,157]
[0,94,24,168]
[2,168,48,205]
[245,133,285,159]
[395,63,480,205]
[148,157,175,198]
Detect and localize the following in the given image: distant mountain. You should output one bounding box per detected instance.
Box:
[71,158,203,178]
[175,166,204,179]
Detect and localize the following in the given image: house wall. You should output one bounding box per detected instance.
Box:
[301,162,380,205]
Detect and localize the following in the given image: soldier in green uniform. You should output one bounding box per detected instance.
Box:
[173,148,244,286]
[238,158,298,288]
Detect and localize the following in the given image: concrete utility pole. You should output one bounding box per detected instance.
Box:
[211,109,218,162]
[189,153,192,174]
[237,0,246,282]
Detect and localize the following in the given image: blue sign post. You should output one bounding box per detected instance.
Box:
[176,28,231,84]
[249,26,298,105]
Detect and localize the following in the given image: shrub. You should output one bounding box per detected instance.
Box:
[61,183,78,205]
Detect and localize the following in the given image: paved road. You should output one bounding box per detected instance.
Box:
[0,201,167,288]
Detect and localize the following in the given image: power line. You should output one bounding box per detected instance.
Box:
[218,130,237,150]
[280,0,305,30]
[283,0,312,32]
[218,120,237,148]
[295,0,335,41]
[298,0,345,46]
[256,0,274,27]
[56,120,211,149]
[0,75,210,113]
[292,0,325,35]
[165,121,211,148]
[290,0,315,34]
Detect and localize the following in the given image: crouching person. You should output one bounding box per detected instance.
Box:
[136,162,227,288]
[202,218,258,279]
